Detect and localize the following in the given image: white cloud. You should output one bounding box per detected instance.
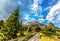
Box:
[44,6,52,11]
[38,18,45,23]
[46,0,60,23]
[34,12,38,16]
[48,0,55,5]
[31,3,38,12]
[24,14,29,20]
[30,18,35,21]
[57,15,60,18]
[0,0,23,20]
[54,10,60,16]
[30,0,42,12]
[29,0,43,22]
[39,14,43,18]
[18,1,24,6]
[38,0,42,4]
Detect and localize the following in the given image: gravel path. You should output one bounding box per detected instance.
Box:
[28,33,41,41]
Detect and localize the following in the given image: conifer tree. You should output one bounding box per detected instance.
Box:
[48,22,55,32]
[3,7,22,40]
[0,20,4,29]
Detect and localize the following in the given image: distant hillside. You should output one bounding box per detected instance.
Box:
[25,22,60,31]
[26,22,45,26]
[24,22,46,31]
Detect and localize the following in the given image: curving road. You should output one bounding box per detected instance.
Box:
[9,33,41,41]
[28,33,41,41]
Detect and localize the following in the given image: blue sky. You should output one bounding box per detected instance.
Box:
[0,0,60,27]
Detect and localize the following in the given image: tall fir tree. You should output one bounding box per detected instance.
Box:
[0,20,4,29]
[48,22,55,32]
[3,7,22,40]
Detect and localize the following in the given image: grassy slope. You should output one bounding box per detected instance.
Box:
[39,31,60,41]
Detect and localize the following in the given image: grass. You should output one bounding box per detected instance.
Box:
[39,31,60,41]
[8,31,60,41]
[41,36,55,41]
[9,31,35,41]
[18,31,60,41]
